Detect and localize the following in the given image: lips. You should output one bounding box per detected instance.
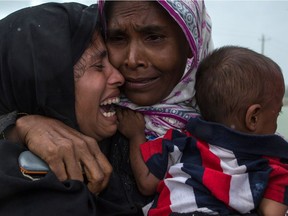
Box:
[124,76,160,89]
[100,97,120,117]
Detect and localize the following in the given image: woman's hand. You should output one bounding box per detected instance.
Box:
[16,115,112,194]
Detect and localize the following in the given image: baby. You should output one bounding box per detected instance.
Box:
[117,46,288,216]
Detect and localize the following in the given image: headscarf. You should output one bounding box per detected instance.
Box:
[99,0,213,139]
[0,2,98,128]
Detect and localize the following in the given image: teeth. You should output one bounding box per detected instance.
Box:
[103,111,116,117]
[100,97,120,106]
[100,97,119,118]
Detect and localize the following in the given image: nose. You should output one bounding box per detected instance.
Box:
[108,63,125,87]
[125,40,147,70]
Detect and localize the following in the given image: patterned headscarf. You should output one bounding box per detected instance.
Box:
[99,0,213,139]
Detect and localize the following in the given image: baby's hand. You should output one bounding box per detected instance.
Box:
[117,108,145,140]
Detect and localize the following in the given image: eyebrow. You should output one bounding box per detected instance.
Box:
[92,50,107,62]
[98,50,107,59]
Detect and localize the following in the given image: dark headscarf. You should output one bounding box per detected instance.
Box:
[0,2,98,128]
[0,3,101,215]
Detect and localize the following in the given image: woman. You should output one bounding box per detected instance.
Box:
[0,2,124,215]
[0,0,214,215]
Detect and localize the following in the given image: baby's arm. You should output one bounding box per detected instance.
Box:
[117,109,160,196]
[258,198,288,216]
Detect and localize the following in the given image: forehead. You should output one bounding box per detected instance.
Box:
[106,1,176,29]
[85,32,106,61]
[90,32,104,49]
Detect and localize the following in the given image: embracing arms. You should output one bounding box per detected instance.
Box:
[0,112,112,194]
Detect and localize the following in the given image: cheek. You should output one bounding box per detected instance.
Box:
[75,75,106,122]
[107,46,121,69]
[157,54,186,85]
[262,114,278,134]
[76,75,105,103]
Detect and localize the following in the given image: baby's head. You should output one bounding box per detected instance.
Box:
[195,46,285,135]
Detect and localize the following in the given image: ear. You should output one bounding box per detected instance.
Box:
[245,104,262,132]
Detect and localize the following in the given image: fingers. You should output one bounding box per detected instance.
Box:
[90,151,112,193]
[16,115,112,194]
[46,132,112,194]
[46,138,83,182]
[43,134,111,194]
[80,136,112,193]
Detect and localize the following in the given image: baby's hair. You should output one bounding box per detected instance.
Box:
[195,45,283,124]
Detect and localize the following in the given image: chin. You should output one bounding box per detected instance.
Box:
[100,126,118,140]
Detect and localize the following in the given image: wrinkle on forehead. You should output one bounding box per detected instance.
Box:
[112,1,152,18]
[108,1,159,27]
[108,1,177,34]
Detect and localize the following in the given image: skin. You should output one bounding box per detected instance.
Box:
[258,198,288,216]
[16,32,124,194]
[235,72,284,135]
[106,1,192,106]
[74,32,124,141]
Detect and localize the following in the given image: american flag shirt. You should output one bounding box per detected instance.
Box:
[141,117,288,215]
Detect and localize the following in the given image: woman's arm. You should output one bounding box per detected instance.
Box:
[4,114,112,194]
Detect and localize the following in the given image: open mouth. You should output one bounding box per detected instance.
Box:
[100,97,120,117]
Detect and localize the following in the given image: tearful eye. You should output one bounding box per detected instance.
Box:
[97,64,104,69]
[146,34,164,42]
[109,36,124,41]
[91,64,104,71]
[107,34,127,44]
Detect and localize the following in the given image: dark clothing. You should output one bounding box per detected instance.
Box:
[0,2,97,127]
[0,2,99,215]
[0,2,149,215]
[0,140,96,216]
[98,132,153,215]
[0,132,150,216]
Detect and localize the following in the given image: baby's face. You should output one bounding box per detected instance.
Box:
[255,75,285,135]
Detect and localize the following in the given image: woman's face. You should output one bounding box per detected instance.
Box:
[106,1,191,106]
[74,32,124,141]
